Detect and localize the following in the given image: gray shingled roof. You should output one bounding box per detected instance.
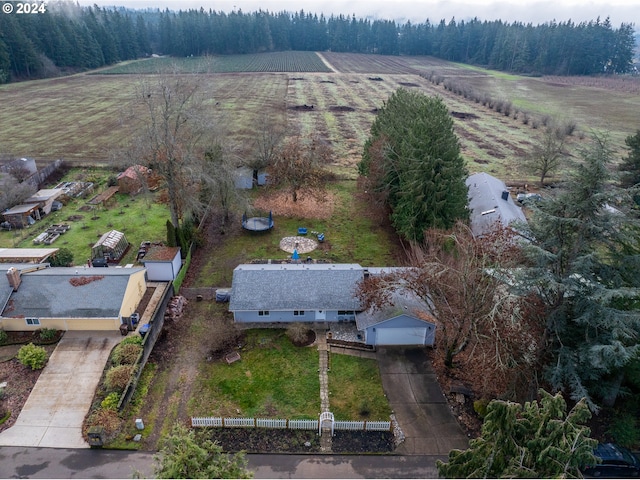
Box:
[356,287,432,329]
[2,267,145,318]
[466,172,527,237]
[229,263,364,311]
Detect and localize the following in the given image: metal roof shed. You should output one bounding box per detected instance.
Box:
[92,230,129,262]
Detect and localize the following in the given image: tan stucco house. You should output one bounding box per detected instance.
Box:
[0,264,146,331]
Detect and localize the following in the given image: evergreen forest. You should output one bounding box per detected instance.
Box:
[0,2,636,83]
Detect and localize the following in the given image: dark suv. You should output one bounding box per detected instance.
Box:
[582,443,640,477]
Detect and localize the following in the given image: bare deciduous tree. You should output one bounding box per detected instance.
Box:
[525,126,568,186]
[0,172,36,212]
[132,76,213,228]
[357,222,543,399]
[268,134,332,202]
[246,115,284,188]
[201,143,247,223]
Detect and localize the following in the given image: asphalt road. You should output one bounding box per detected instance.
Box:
[0,447,445,478]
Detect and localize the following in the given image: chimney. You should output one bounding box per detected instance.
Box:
[6,267,21,291]
[501,190,510,201]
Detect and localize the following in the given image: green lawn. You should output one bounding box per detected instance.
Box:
[328,354,392,420]
[193,180,399,287]
[0,168,170,265]
[189,329,321,419]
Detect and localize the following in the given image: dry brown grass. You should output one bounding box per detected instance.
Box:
[253,189,337,219]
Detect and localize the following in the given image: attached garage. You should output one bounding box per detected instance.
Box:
[358,314,436,347]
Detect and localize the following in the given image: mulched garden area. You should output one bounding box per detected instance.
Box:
[0,330,64,433]
[202,428,394,454]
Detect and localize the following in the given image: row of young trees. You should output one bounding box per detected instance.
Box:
[1,3,636,83]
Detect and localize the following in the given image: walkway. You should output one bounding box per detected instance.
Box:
[0,331,122,448]
[316,330,332,452]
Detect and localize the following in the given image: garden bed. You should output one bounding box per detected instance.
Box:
[203,428,394,453]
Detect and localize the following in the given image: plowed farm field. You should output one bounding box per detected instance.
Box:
[1,51,638,183]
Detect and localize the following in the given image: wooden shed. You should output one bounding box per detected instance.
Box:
[92,230,129,262]
[117,165,150,194]
[24,188,64,215]
[1,203,41,228]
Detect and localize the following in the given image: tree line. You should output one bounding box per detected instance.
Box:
[0,2,636,83]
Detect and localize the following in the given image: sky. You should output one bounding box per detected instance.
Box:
[82,0,640,27]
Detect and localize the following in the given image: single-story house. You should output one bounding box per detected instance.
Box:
[0,264,147,331]
[117,165,151,194]
[228,263,437,347]
[1,203,41,228]
[466,172,527,237]
[23,188,64,215]
[141,246,182,281]
[229,263,363,323]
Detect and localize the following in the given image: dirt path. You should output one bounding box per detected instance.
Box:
[142,214,227,450]
[316,52,339,73]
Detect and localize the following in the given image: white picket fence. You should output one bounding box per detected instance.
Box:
[191,416,390,431]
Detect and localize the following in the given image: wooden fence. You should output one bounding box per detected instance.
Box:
[191,417,391,431]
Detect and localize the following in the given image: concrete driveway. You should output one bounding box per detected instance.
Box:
[376,347,469,455]
[0,331,122,448]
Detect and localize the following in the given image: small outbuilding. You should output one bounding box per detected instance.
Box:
[1,203,41,228]
[92,230,129,262]
[141,246,182,281]
[23,188,64,215]
[234,167,268,189]
[117,165,151,194]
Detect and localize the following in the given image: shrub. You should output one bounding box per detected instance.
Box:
[0,329,7,345]
[562,120,578,136]
[86,408,122,441]
[101,392,121,410]
[473,398,490,418]
[17,343,48,370]
[607,412,639,448]
[111,342,142,366]
[120,335,143,347]
[49,247,73,267]
[37,328,57,342]
[286,322,310,344]
[105,364,136,392]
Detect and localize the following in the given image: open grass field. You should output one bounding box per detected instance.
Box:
[1,51,638,183]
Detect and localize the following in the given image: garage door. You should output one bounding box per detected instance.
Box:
[376,327,426,345]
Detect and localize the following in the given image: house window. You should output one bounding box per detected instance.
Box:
[26,318,40,326]
[258,310,270,317]
[294,310,305,316]
[338,310,355,316]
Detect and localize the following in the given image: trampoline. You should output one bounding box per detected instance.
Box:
[242,211,274,232]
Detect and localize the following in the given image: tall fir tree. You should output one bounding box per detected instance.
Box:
[359,88,468,242]
[518,133,640,410]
